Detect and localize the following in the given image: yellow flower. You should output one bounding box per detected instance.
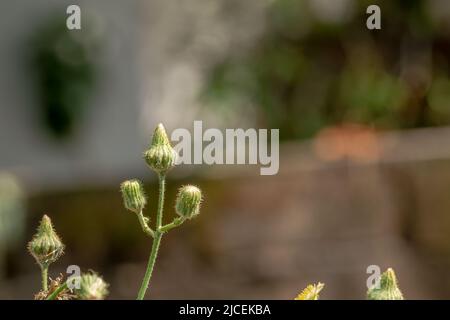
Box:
[295,282,325,300]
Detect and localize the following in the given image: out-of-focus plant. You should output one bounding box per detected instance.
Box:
[29,17,100,139]
[428,75,450,124]
[367,268,404,300]
[0,173,25,278]
[295,282,325,300]
[295,267,404,300]
[28,215,108,300]
[202,0,450,141]
[120,123,203,300]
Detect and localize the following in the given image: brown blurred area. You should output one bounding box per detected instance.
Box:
[2,0,450,299]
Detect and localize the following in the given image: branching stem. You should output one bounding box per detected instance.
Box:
[136,174,166,300]
[137,210,155,238]
[160,217,185,233]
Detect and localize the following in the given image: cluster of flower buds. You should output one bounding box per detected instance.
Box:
[367,268,404,300]
[121,123,203,224]
[28,215,65,268]
[120,123,204,299]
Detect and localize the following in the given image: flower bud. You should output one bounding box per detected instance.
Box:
[121,179,146,213]
[144,123,177,174]
[75,272,109,300]
[175,185,202,219]
[28,215,65,267]
[367,268,404,300]
[295,282,324,300]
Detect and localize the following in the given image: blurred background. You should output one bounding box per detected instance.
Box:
[1,0,450,299]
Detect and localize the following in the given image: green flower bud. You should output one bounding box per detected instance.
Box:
[121,179,146,213]
[28,215,65,267]
[175,185,202,219]
[144,123,177,174]
[75,272,109,300]
[367,268,404,300]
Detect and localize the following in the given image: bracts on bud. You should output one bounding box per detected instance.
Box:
[175,185,202,220]
[28,215,65,268]
[74,272,109,300]
[144,123,177,174]
[121,179,147,213]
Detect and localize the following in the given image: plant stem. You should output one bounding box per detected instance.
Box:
[137,210,155,238]
[160,217,185,233]
[136,232,162,300]
[156,174,165,229]
[46,282,68,300]
[136,174,166,300]
[41,265,48,291]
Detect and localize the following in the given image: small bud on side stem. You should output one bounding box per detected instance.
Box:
[175,185,202,220]
[121,180,147,213]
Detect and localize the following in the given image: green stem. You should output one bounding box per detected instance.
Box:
[41,265,48,291]
[136,174,166,300]
[160,217,185,233]
[156,174,165,229]
[46,281,68,300]
[137,210,155,238]
[136,232,162,300]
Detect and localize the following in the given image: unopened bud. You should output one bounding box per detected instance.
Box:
[144,123,177,174]
[75,272,109,300]
[28,215,65,267]
[121,179,146,213]
[175,185,202,219]
[367,268,404,300]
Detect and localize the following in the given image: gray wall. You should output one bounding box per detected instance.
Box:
[0,0,144,192]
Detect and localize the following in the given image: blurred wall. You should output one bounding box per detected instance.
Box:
[0,0,144,191]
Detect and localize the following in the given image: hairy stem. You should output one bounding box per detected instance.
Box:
[160,217,185,233]
[156,174,165,229]
[137,210,155,238]
[136,174,166,300]
[46,281,68,300]
[41,265,48,292]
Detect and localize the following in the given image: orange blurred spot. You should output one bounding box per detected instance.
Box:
[314,124,381,163]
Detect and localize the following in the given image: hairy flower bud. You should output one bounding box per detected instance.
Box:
[144,123,177,174]
[28,215,65,267]
[175,185,202,219]
[121,179,146,213]
[367,268,404,300]
[75,272,109,300]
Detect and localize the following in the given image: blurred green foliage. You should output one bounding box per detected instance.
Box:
[30,17,99,139]
[203,0,450,140]
[0,174,25,277]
